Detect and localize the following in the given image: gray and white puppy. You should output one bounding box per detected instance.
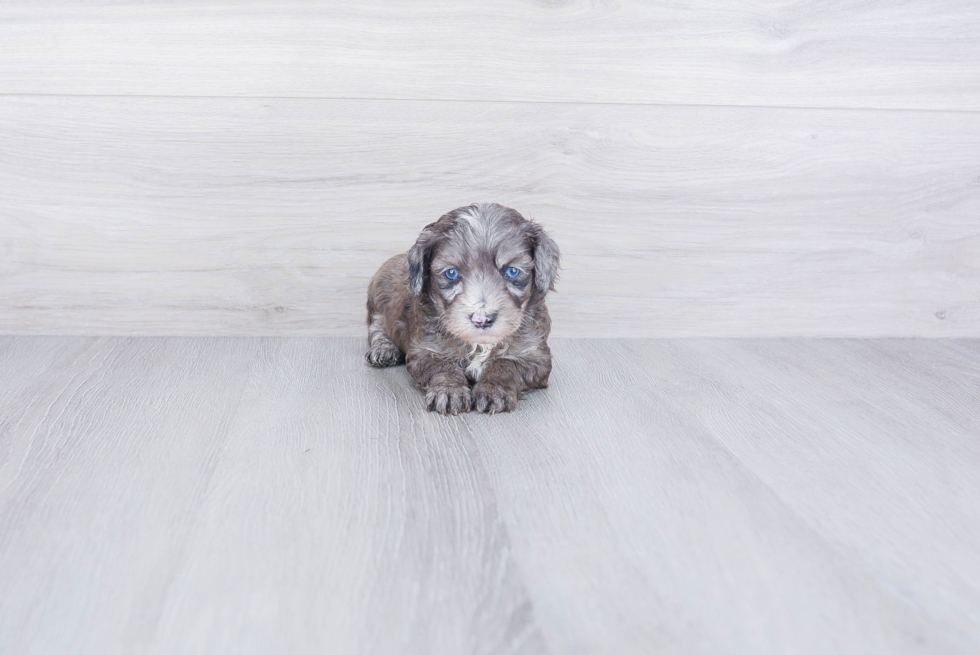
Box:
[366,203,560,415]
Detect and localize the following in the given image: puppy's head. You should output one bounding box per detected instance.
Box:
[408,203,560,345]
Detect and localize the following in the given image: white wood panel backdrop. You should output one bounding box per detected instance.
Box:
[1,0,978,109]
[1,97,978,337]
[0,1,978,337]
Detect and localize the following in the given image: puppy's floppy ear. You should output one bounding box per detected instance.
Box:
[407,223,443,296]
[530,223,561,293]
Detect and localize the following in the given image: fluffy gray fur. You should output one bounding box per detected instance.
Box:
[366,203,560,414]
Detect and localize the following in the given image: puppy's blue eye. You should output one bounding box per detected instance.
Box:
[504,267,521,279]
[444,268,459,280]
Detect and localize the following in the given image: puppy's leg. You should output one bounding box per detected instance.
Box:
[365,313,405,367]
[407,353,472,415]
[472,352,551,413]
[471,359,523,413]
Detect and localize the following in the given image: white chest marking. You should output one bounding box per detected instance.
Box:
[465,343,496,381]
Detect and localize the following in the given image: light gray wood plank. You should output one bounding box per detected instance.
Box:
[146,338,545,655]
[2,337,980,653]
[0,337,261,655]
[0,337,546,655]
[666,339,980,638]
[0,336,86,408]
[2,97,978,337]
[465,339,980,654]
[1,1,978,110]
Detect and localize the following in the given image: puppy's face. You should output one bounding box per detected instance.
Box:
[409,204,560,345]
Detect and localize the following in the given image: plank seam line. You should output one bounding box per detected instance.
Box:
[1,93,979,116]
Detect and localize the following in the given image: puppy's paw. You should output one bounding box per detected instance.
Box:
[472,382,519,414]
[425,385,472,415]
[366,346,404,368]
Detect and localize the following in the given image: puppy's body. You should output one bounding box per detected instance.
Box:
[366,203,559,414]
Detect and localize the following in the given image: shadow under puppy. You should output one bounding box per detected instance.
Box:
[366,203,560,414]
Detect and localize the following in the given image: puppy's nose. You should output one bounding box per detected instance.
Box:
[470,311,496,329]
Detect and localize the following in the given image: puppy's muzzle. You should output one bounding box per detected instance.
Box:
[470,311,496,329]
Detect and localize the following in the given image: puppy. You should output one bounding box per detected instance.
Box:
[366,203,560,415]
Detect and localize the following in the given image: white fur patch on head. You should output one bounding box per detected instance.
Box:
[465,343,496,381]
[458,206,489,240]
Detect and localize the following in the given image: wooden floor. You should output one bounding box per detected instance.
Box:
[1,337,978,654]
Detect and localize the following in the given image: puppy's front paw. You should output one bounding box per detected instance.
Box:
[366,345,404,368]
[472,382,519,414]
[425,385,472,415]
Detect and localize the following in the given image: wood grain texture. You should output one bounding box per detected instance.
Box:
[674,339,980,637]
[468,339,980,654]
[0,337,545,655]
[1,1,978,110]
[2,97,978,337]
[1,337,979,654]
